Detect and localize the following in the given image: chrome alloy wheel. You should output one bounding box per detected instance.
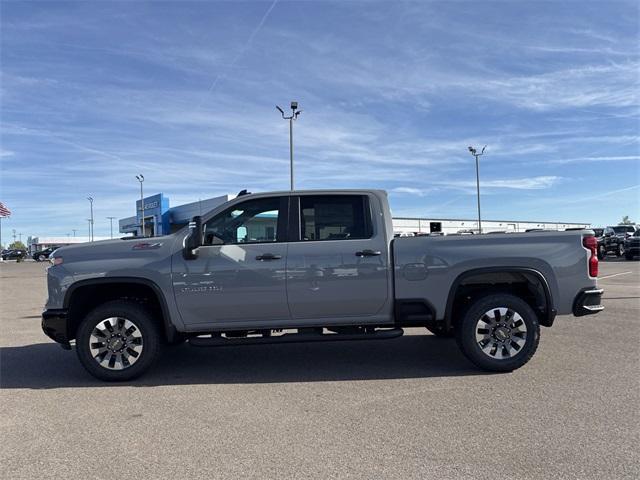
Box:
[89,317,143,370]
[475,307,528,360]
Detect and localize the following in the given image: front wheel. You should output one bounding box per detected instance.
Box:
[76,300,161,381]
[455,293,540,372]
[617,244,625,257]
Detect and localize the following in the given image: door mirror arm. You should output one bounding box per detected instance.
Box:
[183,216,203,260]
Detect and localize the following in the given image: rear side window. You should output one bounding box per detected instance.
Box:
[299,195,372,241]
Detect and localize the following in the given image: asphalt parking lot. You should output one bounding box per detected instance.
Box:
[1,259,638,479]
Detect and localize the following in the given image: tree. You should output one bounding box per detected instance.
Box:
[9,241,27,250]
[619,216,634,225]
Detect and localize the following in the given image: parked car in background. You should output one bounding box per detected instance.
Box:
[589,228,605,260]
[624,230,640,260]
[2,249,27,260]
[601,225,636,257]
[32,247,58,262]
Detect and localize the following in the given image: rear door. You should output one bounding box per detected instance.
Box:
[285,193,391,323]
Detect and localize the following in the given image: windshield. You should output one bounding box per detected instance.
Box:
[634,230,640,237]
[612,226,635,234]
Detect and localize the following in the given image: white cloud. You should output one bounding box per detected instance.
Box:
[550,155,640,165]
[439,176,561,191]
[391,187,427,196]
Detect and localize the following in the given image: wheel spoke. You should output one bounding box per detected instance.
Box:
[116,317,125,334]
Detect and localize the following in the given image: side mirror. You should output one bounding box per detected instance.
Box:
[183,216,203,260]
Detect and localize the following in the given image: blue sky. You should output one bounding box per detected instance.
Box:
[1,0,639,242]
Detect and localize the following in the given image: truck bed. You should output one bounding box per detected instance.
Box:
[392,231,595,319]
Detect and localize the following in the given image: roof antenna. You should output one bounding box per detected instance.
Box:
[237,189,251,197]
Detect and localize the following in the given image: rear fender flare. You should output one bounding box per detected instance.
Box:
[444,267,555,328]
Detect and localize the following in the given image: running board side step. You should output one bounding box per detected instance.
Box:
[189,328,404,347]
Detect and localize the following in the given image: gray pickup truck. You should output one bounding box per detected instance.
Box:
[42,189,603,381]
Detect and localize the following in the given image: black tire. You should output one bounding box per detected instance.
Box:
[455,293,540,372]
[425,323,454,338]
[597,246,605,260]
[625,253,633,260]
[616,244,624,257]
[76,300,162,381]
[38,255,45,262]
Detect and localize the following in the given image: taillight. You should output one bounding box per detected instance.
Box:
[583,236,598,277]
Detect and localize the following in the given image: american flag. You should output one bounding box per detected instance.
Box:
[0,201,11,218]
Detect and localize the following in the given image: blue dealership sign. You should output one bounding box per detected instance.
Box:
[136,193,170,236]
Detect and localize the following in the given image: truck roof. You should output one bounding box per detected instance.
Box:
[235,188,388,197]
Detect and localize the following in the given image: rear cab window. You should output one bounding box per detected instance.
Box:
[299,195,373,241]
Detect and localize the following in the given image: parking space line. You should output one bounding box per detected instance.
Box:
[599,271,633,280]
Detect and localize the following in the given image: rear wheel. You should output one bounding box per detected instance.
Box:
[455,293,540,372]
[38,255,45,262]
[76,300,161,381]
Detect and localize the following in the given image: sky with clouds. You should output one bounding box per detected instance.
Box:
[1,0,639,242]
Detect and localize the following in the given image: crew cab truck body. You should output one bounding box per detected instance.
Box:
[42,190,603,381]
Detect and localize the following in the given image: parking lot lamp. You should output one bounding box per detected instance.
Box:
[468,146,486,234]
[276,102,301,190]
[107,217,116,239]
[136,175,145,237]
[87,197,94,242]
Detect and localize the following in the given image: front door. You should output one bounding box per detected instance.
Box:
[286,194,391,322]
[172,196,289,328]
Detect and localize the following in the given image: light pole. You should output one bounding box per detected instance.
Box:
[276,101,301,190]
[136,175,145,237]
[106,216,116,239]
[468,145,486,235]
[87,197,94,241]
[72,229,77,237]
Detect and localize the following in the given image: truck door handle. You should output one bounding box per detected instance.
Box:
[355,249,382,257]
[256,253,282,261]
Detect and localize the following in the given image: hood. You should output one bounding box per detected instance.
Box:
[54,235,179,263]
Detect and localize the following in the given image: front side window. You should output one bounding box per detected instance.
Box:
[204,197,281,245]
[299,195,371,241]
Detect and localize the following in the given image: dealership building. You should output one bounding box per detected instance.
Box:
[118,192,590,237]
